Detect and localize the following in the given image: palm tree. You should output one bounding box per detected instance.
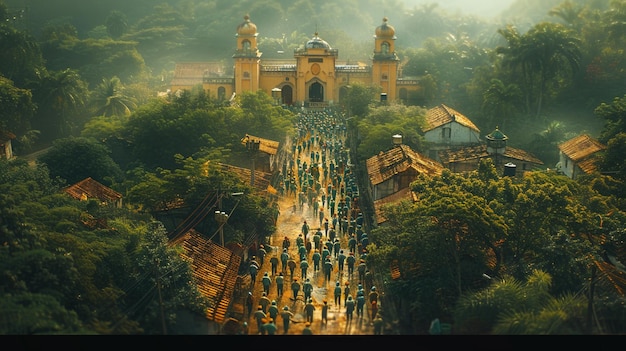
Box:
[519,22,581,117]
[482,78,523,130]
[90,76,137,117]
[496,23,581,117]
[31,68,88,139]
[548,0,585,30]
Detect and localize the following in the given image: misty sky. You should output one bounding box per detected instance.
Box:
[403,0,517,18]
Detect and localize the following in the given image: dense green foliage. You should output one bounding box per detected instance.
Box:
[365,159,626,334]
[1,0,625,335]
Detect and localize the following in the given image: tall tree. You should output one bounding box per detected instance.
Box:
[30,68,88,141]
[90,76,137,117]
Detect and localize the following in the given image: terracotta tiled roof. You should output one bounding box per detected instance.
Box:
[170,229,242,323]
[64,177,122,204]
[217,162,273,194]
[373,187,416,224]
[559,134,606,174]
[423,104,480,133]
[241,134,280,156]
[438,144,544,165]
[366,144,445,186]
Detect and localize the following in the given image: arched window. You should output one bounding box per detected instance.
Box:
[381,42,389,54]
[242,40,251,51]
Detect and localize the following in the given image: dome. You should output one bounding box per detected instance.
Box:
[305,32,332,49]
[237,14,257,35]
[486,126,508,141]
[375,17,395,37]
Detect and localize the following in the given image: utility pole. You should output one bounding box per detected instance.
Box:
[155,259,167,335]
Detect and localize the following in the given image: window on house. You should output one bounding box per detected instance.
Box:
[243,71,250,79]
[381,73,388,81]
[442,127,451,139]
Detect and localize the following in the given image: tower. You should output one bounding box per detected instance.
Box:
[486,126,508,167]
[371,17,399,102]
[233,15,261,95]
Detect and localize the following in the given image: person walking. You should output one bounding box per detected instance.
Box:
[323,256,333,284]
[287,257,296,278]
[291,278,301,300]
[246,291,254,318]
[275,272,284,297]
[253,305,266,334]
[259,292,271,314]
[348,234,357,254]
[333,281,342,307]
[313,231,321,251]
[280,248,289,273]
[321,300,329,327]
[262,317,277,335]
[356,290,365,319]
[312,249,321,273]
[282,236,291,252]
[298,244,307,262]
[302,278,314,302]
[333,239,341,259]
[337,249,346,274]
[346,252,356,279]
[357,259,367,284]
[280,306,294,334]
[261,272,271,295]
[343,281,351,306]
[270,254,279,276]
[345,295,355,323]
[249,259,260,286]
[301,220,310,240]
[258,244,267,266]
[302,322,313,335]
[268,300,279,322]
[300,258,309,280]
[370,300,379,321]
[304,298,315,323]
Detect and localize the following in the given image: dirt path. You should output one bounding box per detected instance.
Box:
[246,113,375,335]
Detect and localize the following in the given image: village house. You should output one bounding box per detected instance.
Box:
[365,135,445,225]
[557,134,606,179]
[423,104,482,161]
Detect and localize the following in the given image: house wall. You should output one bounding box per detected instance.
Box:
[559,152,576,179]
[424,121,480,147]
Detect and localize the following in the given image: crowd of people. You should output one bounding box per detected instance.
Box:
[242,107,385,335]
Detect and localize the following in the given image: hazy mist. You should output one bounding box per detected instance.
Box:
[403,0,517,18]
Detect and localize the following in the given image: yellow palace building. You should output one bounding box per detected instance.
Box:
[170,15,420,107]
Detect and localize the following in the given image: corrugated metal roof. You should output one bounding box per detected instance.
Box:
[423,104,480,133]
[558,134,606,162]
[366,144,444,186]
[170,229,241,323]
